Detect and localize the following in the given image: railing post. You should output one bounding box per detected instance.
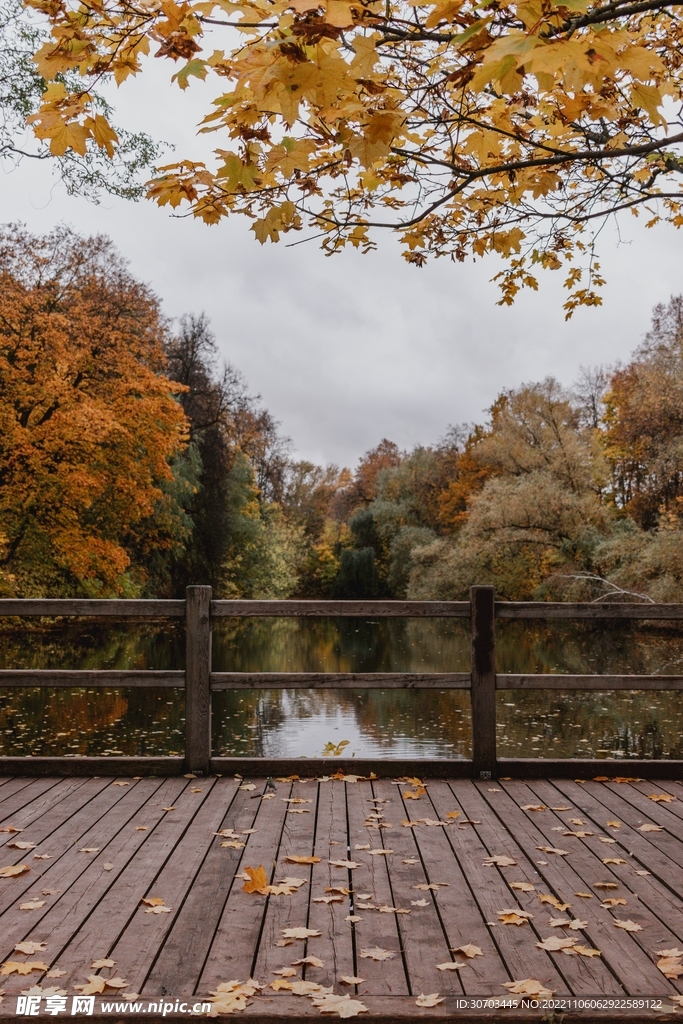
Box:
[470,585,497,779]
[185,585,212,775]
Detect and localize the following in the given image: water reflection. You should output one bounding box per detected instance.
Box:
[0,616,682,759]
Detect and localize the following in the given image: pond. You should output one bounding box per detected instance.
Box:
[1,617,682,760]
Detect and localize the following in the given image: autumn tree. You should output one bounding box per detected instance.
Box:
[24,0,683,311]
[0,224,190,597]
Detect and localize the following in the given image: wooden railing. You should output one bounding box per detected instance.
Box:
[1,585,682,779]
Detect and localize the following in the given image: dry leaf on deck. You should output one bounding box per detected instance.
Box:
[602,858,626,865]
[536,936,578,951]
[411,899,429,907]
[639,824,663,832]
[509,882,534,892]
[104,978,128,989]
[273,968,297,977]
[359,947,395,961]
[286,855,321,865]
[415,993,444,1007]
[550,807,571,811]
[657,957,683,980]
[46,970,66,978]
[498,911,532,926]
[600,898,627,907]
[313,895,344,904]
[243,866,269,894]
[162,807,176,812]
[346,915,362,923]
[536,846,569,856]
[446,811,460,819]
[574,946,602,957]
[538,895,570,911]
[521,805,546,812]
[606,821,622,828]
[614,919,642,931]
[503,980,554,998]
[368,849,393,856]
[20,900,45,910]
[0,864,30,878]
[141,897,166,907]
[221,841,245,849]
[563,831,594,838]
[8,841,36,850]
[289,980,329,995]
[74,977,106,995]
[329,859,359,869]
[239,784,256,791]
[310,992,369,1017]
[402,858,418,864]
[483,855,516,867]
[291,956,324,968]
[33,855,51,860]
[1,961,49,976]
[569,819,586,825]
[91,959,115,969]
[282,927,321,939]
[436,961,467,971]
[593,882,618,889]
[404,788,426,800]
[574,892,593,899]
[452,945,483,958]
[79,848,100,854]
[599,838,616,844]
[657,948,683,957]
[112,782,129,787]
[0,826,23,832]
[325,886,350,896]
[275,940,293,947]
[648,793,675,802]
[413,882,448,891]
[378,905,410,914]
[14,943,47,956]
[634,870,650,876]
[145,905,172,914]
[340,976,364,985]
[270,978,293,991]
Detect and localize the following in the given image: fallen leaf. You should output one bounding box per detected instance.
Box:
[273,968,298,978]
[162,807,176,812]
[291,956,324,968]
[415,993,444,1007]
[509,882,535,892]
[379,905,410,914]
[538,894,570,911]
[346,915,362,923]
[41,889,60,896]
[563,831,594,838]
[78,848,100,854]
[446,811,461,819]
[145,905,172,914]
[310,992,369,1016]
[112,782,129,787]
[121,993,141,1001]
[593,882,619,889]
[536,936,579,951]
[503,980,554,998]
[402,858,418,864]
[355,845,371,851]
[606,821,622,828]
[550,807,571,811]
[339,976,364,985]
[20,900,45,910]
[574,946,602,958]
[657,957,683,980]
[141,897,166,907]
[569,920,588,930]
[0,826,23,832]
[548,917,571,928]
[91,959,115,969]
[521,804,546,812]
[411,899,429,907]
[436,961,467,970]
[33,855,52,860]
[14,942,48,956]
[368,849,393,857]
[239,784,257,791]
[46,970,66,978]
[638,824,664,832]
[599,837,617,844]
[483,855,516,867]
[275,940,293,946]
[570,819,587,825]
[536,846,569,856]
[635,870,651,876]
[289,980,330,995]
[329,859,359,869]
[657,948,683,957]
[600,898,627,907]
[104,978,129,989]
[243,866,269,894]
[221,841,245,849]
[648,793,675,802]
[280,877,307,888]
[356,903,376,910]
[614,919,642,931]
[574,893,593,899]
[413,882,449,891]
[8,841,36,850]
[404,788,426,800]
[313,895,344,904]
[74,976,106,995]
[498,912,531,926]
[286,855,321,865]
[282,927,321,939]
[0,864,30,878]
[270,978,293,991]
[453,945,483,958]
[359,947,395,961]
[1,961,49,977]
[602,858,627,865]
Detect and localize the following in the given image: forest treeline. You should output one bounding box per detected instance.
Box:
[3,223,683,603]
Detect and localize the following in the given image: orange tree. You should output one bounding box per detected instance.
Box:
[0,225,190,597]
[25,0,683,312]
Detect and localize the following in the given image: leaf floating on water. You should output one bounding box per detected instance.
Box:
[509,882,535,892]
[483,855,516,867]
[503,980,554,998]
[359,947,396,961]
[613,919,643,932]
[0,864,30,878]
[415,993,444,1007]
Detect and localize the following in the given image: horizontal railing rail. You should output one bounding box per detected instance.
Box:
[1,585,682,778]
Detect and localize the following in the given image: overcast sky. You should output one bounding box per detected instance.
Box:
[3,59,683,468]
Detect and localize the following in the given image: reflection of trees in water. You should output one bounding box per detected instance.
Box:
[2,617,683,757]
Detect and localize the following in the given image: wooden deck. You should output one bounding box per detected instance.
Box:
[1,773,682,1021]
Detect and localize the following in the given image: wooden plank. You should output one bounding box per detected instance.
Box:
[0,757,184,776]
[407,781,511,995]
[305,779,355,990]
[185,585,212,775]
[344,780,409,995]
[0,670,185,687]
[0,777,93,854]
[471,586,496,779]
[211,600,470,618]
[252,781,320,984]
[485,780,671,995]
[199,780,293,989]
[42,778,218,991]
[497,759,683,779]
[0,778,174,965]
[211,673,471,690]
[435,781,571,996]
[0,777,67,821]
[210,759,473,779]
[498,674,683,690]
[144,780,256,996]
[372,778,464,998]
[105,778,241,995]
[0,599,185,617]
[496,602,683,620]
